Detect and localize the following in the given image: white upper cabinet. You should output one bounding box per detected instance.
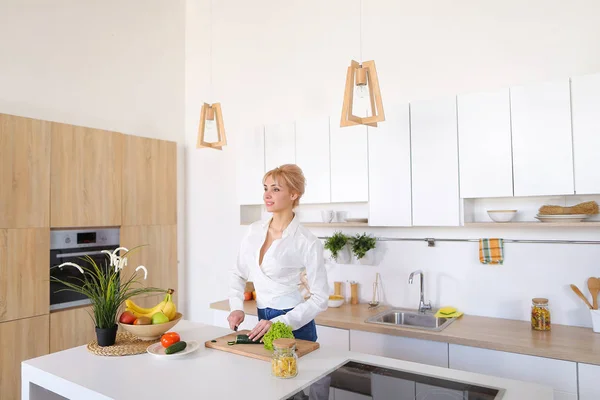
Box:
[571,73,600,195]
[237,126,265,205]
[329,117,369,203]
[457,88,513,198]
[264,122,295,172]
[410,97,460,226]
[510,79,574,196]
[295,117,331,204]
[368,104,412,226]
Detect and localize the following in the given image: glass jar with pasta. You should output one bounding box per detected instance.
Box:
[271,338,298,379]
[531,298,551,331]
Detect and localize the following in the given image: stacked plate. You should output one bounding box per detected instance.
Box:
[535,214,591,223]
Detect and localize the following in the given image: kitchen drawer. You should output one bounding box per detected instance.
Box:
[350,330,448,368]
[449,344,576,396]
[316,325,349,351]
[578,362,600,400]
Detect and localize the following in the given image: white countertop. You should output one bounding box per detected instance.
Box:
[22,320,552,400]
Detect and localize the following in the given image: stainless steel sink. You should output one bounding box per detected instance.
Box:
[365,308,457,332]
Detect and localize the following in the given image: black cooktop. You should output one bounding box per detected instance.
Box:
[293,360,504,400]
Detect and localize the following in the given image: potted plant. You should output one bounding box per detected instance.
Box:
[324,231,351,264]
[350,233,377,264]
[50,246,166,347]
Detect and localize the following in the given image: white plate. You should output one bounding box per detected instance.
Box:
[535,215,589,223]
[536,214,589,219]
[147,340,200,358]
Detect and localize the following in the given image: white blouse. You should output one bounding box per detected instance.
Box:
[228,214,329,331]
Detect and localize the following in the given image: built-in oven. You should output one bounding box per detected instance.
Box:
[49,228,120,311]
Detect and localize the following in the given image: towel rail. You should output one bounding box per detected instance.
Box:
[316,236,600,246]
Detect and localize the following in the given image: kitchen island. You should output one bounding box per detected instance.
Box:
[22,320,552,400]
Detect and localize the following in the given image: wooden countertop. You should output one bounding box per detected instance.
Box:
[210,299,600,366]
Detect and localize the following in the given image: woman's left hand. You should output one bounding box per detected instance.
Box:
[248,320,273,341]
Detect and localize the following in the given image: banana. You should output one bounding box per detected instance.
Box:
[125,289,177,320]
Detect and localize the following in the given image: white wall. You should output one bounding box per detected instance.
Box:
[184,0,600,327]
[0,0,188,312]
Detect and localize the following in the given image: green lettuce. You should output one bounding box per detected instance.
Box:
[263,321,294,350]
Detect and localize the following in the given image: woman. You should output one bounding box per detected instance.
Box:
[227,164,329,343]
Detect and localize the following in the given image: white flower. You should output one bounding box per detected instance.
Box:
[135,265,148,280]
[58,262,84,274]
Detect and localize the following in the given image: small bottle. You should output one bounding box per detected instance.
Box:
[271,338,298,379]
[531,298,551,331]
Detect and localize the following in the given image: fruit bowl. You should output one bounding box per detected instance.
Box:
[119,312,183,341]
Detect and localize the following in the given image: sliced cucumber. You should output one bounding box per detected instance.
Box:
[227,334,262,345]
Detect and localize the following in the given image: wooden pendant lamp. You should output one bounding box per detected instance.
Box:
[340,60,385,128]
[196,102,227,150]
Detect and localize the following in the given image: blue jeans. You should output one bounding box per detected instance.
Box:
[257,307,318,342]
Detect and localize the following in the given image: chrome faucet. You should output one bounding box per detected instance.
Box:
[408,270,432,313]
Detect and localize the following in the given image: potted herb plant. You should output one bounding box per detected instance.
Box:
[50,246,166,347]
[350,233,377,264]
[324,231,351,264]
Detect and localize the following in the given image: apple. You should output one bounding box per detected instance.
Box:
[119,311,136,325]
[151,311,169,324]
[244,292,252,301]
[134,316,151,325]
[252,291,256,301]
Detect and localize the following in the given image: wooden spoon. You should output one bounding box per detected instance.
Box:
[587,278,600,310]
[570,284,593,309]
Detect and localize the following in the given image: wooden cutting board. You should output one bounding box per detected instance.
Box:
[204,329,320,362]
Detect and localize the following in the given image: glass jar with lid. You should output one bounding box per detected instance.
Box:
[271,338,298,379]
[531,298,551,331]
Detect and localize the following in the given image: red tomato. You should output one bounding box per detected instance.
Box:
[161,332,180,348]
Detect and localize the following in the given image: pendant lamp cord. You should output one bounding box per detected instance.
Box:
[209,0,213,101]
[359,0,363,63]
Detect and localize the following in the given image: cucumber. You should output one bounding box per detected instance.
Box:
[165,340,187,354]
[227,334,262,345]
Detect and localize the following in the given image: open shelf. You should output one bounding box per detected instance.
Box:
[465,221,600,228]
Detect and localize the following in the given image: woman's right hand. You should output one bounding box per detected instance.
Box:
[227,310,245,331]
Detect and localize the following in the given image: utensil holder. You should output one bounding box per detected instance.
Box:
[591,310,600,333]
[350,282,359,305]
[334,281,343,297]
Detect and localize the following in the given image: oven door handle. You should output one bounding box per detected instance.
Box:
[55,250,108,258]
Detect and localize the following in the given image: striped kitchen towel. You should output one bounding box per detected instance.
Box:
[479,238,504,265]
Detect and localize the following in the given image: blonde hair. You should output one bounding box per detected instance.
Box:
[263,164,306,208]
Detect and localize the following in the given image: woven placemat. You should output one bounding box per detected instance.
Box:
[87,332,159,356]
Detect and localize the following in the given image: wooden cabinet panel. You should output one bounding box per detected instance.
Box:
[0,315,49,400]
[264,122,295,172]
[571,72,600,195]
[0,228,49,322]
[120,225,178,301]
[295,117,331,204]
[410,97,460,226]
[237,126,265,205]
[330,117,369,203]
[0,113,51,228]
[50,306,95,353]
[350,330,448,368]
[368,104,412,226]
[449,344,577,396]
[51,123,122,227]
[457,88,513,198]
[122,136,177,226]
[510,79,574,196]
